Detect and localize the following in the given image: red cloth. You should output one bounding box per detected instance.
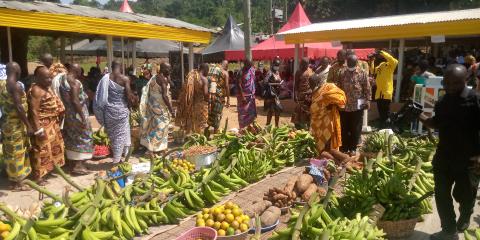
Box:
[225,3,373,61]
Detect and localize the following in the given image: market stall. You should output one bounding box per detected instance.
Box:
[224,3,373,61]
[202,15,246,63]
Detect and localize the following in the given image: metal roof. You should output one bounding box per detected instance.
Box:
[0,0,213,43]
[280,8,480,43]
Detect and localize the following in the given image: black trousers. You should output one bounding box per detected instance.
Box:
[376,99,391,126]
[339,110,363,152]
[433,162,479,233]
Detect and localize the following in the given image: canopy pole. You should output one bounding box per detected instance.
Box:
[6,27,12,62]
[243,0,252,61]
[394,39,405,103]
[60,36,66,63]
[126,39,130,67]
[180,43,185,85]
[121,37,125,74]
[132,40,136,75]
[293,43,299,100]
[106,36,113,71]
[70,38,73,64]
[188,43,194,71]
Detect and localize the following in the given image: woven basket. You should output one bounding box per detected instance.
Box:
[377,218,418,239]
[175,227,217,240]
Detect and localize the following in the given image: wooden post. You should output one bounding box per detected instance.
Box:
[243,0,252,61]
[121,37,125,74]
[106,36,113,71]
[180,42,185,85]
[6,27,12,62]
[60,36,66,63]
[188,43,194,71]
[394,39,405,102]
[132,40,136,75]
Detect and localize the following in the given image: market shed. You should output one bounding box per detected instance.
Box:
[0,0,212,77]
[279,7,480,102]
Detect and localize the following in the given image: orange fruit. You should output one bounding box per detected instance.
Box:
[216,213,226,222]
[206,219,215,227]
[239,223,249,232]
[1,231,9,238]
[225,214,235,223]
[213,221,222,230]
[217,229,226,236]
[196,219,205,227]
[221,221,229,230]
[231,220,240,230]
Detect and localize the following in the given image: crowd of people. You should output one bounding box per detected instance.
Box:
[1,47,480,239]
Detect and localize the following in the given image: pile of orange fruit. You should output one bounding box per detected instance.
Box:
[195,201,250,236]
[0,221,11,239]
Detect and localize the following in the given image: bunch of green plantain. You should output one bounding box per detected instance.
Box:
[464,228,480,240]
[269,205,384,240]
[287,129,317,161]
[361,132,397,153]
[92,128,110,146]
[232,148,271,183]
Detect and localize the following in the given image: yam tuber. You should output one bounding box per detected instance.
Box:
[246,200,272,217]
[260,206,281,227]
[320,151,334,160]
[302,183,318,202]
[284,176,298,193]
[295,174,313,193]
[329,149,350,163]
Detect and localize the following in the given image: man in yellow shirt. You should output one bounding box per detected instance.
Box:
[374,50,398,126]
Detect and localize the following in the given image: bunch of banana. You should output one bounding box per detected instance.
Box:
[270,206,384,240]
[287,129,317,161]
[92,128,110,146]
[183,134,209,148]
[361,132,397,153]
[381,199,421,221]
[232,148,271,183]
[464,229,480,240]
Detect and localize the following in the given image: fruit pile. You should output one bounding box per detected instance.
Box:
[0,221,12,239]
[171,159,195,173]
[93,128,110,157]
[195,201,250,237]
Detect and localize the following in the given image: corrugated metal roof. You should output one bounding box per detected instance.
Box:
[279,8,480,44]
[281,8,480,35]
[0,0,213,33]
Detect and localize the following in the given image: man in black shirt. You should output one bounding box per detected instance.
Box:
[420,64,480,240]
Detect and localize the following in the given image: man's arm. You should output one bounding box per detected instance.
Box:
[28,86,46,139]
[123,76,136,108]
[8,82,32,135]
[160,76,175,117]
[201,76,209,101]
[67,76,86,123]
[380,50,398,68]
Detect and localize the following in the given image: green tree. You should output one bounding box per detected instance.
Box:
[72,0,101,8]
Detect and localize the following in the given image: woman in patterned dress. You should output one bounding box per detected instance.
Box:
[28,66,65,184]
[139,63,174,155]
[0,62,33,190]
[237,60,257,129]
[59,64,93,175]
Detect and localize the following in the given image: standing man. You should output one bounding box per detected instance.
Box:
[94,61,134,164]
[237,59,257,129]
[292,57,313,129]
[59,63,93,175]
[176,64,209,134]
[206,61,230,134]
[0,62,32,190]
[420,64,480,240]
[327,50,346,84]
[136,65,152,99]
[140,62,175,156]
[374,50,398,127]
[310,69,346,153]
[28,66,65,184]
[336,55,371,155]
[40,53,53,69]
[311,57,331,89]
[263,58,283,127]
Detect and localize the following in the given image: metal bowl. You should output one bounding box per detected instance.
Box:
[185,151,218,170]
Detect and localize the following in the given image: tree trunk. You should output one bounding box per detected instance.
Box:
[0,27,29,78]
